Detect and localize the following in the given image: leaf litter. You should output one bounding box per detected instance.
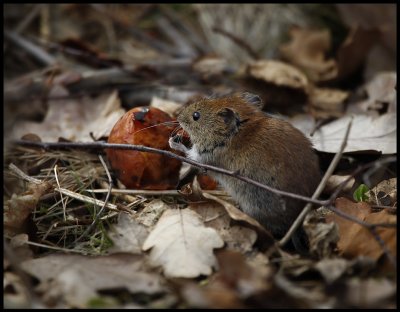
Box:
[4,4,397,309]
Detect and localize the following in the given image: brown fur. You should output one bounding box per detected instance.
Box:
[173,93,321,242]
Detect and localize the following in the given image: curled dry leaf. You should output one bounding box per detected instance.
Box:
[280,28,337,82]
[308,88,349,119]
[244,60,309,90]
[11,86,125,142]
[303,209,339,259]
[142,209,224,278]
[366,178,397,207]
[4,182,52,235]
[327,197,396,267]
[108,213,149,254]
[280,26,380,84]
[239,59,310,109]
[21,254,164,308]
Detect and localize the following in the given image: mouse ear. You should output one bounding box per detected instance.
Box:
[241,92,263,108]
[218,108,239,125]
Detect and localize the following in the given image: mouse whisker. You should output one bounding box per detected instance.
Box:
[132,121,179,136]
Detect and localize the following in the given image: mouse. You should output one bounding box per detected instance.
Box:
[169,92,321,254]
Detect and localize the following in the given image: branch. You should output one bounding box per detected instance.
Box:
[5,31,57,66]
[12,140,326,206]
[12,140,397,213]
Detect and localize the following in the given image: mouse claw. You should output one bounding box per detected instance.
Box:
[169,137,188,154]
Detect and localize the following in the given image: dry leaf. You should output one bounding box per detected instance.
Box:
[216,250,272,297]
[179,279,244,309]
[343,277,396,308]
[239,60,310,109]
[289,113,316,137]
[202,192,275,247]
[4,182,52,235]
[366,178,397,207]
[335,26,380,82]
[9,234,34,262]
[303,210,339,259]
[281,25,380,84]
[192,56,230,79]
[244,60,309,90]
[108,213,149,254]
[4,272,32,309]
[310,114,396,154]
[21,253,164,308]
[150,96,182,117]
[179,251,272,308]
[323,175,355,194]
[280,28,337,82]
[142,209,224,278]
[309,88,349,119]
[11,86,125,142]
[347,72,396,115]
[189,202,257,253]
[136,199,170,227]
[274,271,329,307]
[328,197,396,264]
[313,258,349,284]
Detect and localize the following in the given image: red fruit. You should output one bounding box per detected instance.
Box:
[106,107,181,190]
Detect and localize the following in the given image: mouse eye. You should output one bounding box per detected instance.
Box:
[192,111,200,121]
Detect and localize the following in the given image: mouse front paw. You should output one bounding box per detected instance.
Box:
[169,137,189,154]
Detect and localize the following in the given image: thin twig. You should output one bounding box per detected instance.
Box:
[369,227,397,270]
[327,156,397,204]
[12,140,327,206]
[73,155,113,244]
[88,188,228,196]
[5,236,86,254]
[8,163,42,184]
[12,140,397,210]
[326,205,396,229]
[54,165,67,222]
[371,204,397,211]
[278,118,353,247]
[55,187,117,211]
